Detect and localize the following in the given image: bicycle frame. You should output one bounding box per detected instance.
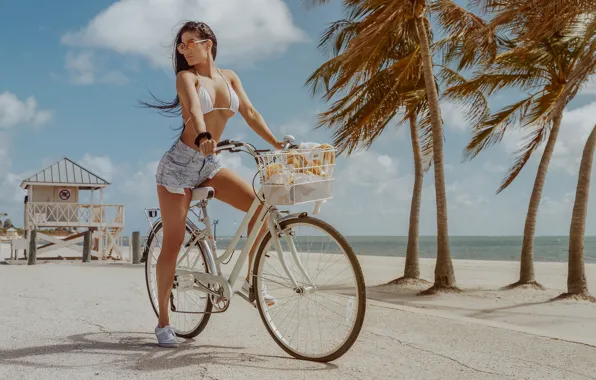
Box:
[170,187,313,309]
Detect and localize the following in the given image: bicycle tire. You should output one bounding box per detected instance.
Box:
[144,220,213,339]
[253,215,366,362]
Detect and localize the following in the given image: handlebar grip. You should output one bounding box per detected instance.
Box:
[217,139,232,147]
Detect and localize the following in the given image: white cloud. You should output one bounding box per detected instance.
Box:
[102,70,130,85]
[541,192,574,216]
[278,119,312,138]
[0,149,31,225]
[546,102,596,175]
[319,150,414,229]
[79,154,116,182]
[343,150,399,187]
[0,143,12,177]
[0,92,52,227]
[446,180,489,207]
[219,153,255,183]
[65,51,130,86]
[483,161,507,173]
[502,128,525,154]
[0,172,27,204]
[61,0,308,69]
[581,76,596,95]
[441,101,468,133]
[65,51,95,85]
[0,92,53,129]
[499,101,596,175]
[121,160,160,199]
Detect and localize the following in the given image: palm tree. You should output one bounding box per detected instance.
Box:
[555,125,596,302]
[400,98,431,284]
[305,10,433,286]
[446,13,596,289]
[304,0,498,294]
[476,0,596,42]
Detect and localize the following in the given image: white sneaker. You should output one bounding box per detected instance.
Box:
[242,279,277,307]
[155,324,179,348]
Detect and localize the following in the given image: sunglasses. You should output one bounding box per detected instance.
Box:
[177,39,209,52]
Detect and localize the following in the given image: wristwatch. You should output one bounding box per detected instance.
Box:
[195,131,212,147]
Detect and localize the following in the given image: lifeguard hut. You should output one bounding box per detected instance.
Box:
[20,157,125,260]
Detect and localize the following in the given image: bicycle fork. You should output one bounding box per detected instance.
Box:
[267,213,316,293]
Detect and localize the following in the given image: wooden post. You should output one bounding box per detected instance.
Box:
[132,231,141,264]
[82,230,92,263]
[23,229,29,260]
[28,229,37,265]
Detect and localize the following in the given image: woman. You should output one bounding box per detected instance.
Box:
[142,21,282,348]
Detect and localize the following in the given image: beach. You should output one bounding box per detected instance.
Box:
[1,251,595,379]
[2,241,596,347]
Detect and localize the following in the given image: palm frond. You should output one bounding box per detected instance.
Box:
[316,57,429,155]
[463,95,536,160]
[432,0,508,70]
[325,46,422,104]
[472,0,596,43]
[318,19,359,56]
[449,69,546,98]
[521,87,565,127]
[316,68,406,154]
[560,13,596,103]
[497,124,550,193]
[439,66,490,128]
[304,55,344,98]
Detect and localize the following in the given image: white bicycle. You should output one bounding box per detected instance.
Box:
[142,136,366,362]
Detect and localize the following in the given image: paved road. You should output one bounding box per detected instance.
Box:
[0,262,594,380]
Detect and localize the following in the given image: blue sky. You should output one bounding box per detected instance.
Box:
[1,0,595,237]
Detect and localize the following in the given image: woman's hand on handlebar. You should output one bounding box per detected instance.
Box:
[199,138,217,156]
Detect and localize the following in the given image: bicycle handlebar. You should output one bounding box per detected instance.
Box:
[214,135,296,157]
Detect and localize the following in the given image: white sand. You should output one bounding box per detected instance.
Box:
[3,242,596,346]
[360,256,596,346]
[2,260,594,379]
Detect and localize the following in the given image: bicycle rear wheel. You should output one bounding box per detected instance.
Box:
[253,215,366,362]
[144,220,213,338]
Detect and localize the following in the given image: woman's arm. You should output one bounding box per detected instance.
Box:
[227,70,283,149]
[176,70,206,135]
[176,70,215,154]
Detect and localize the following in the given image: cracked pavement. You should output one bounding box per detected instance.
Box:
[1,262,594,380]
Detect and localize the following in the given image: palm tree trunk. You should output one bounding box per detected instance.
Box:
[415,16,458,294]
[507,112,563,289]
[557,125,596,302]
[389,114,427,285]
[404,114,423,279]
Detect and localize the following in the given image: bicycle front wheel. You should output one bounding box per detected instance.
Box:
[253,215,366,362]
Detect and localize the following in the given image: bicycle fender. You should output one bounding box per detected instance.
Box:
[278,212,309,223]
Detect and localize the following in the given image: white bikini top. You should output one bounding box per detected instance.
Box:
[196,68,239,114]
[183,68,239,128]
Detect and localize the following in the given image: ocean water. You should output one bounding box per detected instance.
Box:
[2,235,592,264]
[210,235,596,263]
[113,235,596,264]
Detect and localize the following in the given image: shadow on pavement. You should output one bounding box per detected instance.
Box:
[0,331,338,372]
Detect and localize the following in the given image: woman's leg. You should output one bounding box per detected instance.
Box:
[156,184,192,328]
[201,168,267,282]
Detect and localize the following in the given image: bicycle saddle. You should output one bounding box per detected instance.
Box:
[192,187,215,201]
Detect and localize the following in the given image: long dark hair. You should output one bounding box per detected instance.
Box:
[139,21,218,123]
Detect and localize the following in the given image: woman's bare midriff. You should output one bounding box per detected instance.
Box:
[179,108,235,152]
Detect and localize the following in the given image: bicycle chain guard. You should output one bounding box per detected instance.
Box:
[169,275,230,314]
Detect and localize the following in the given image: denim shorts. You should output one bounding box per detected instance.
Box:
[155,139,223,195]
